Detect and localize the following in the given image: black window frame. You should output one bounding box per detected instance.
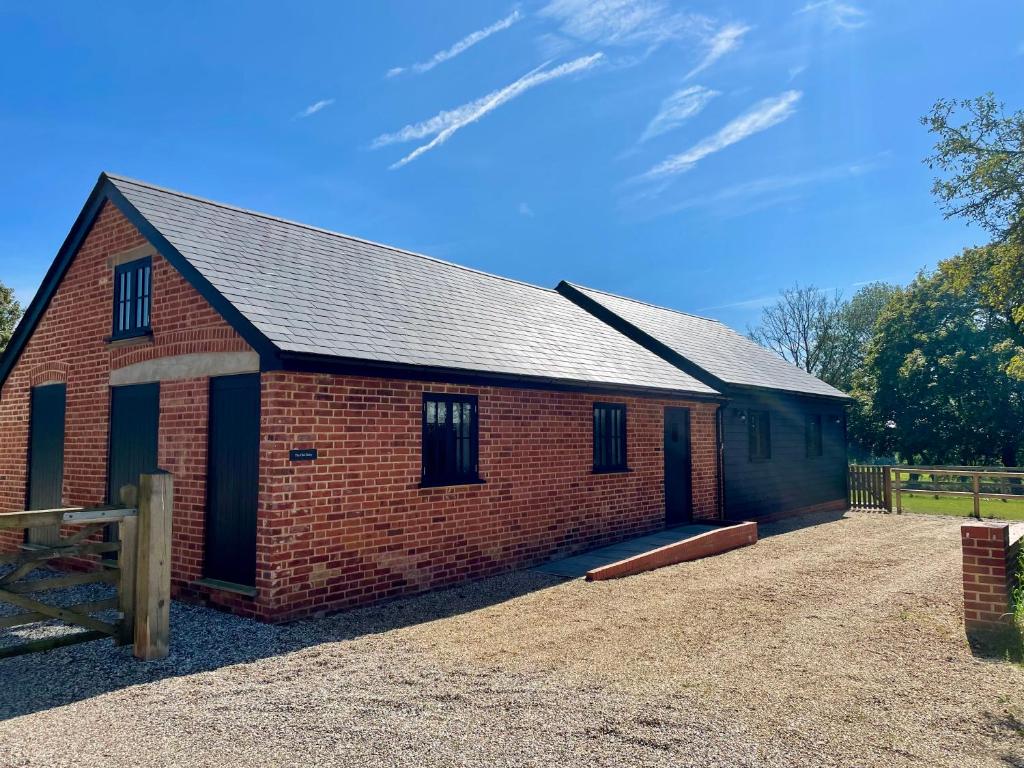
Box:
[805,413,824,458]
[747,409,772,462]
[593,402,628,473]
[111,256,153,340]
[421,393,481,488]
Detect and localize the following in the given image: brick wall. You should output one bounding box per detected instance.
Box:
[961,521,1022,632]
[249,372,720,621]
[0,202,250,595]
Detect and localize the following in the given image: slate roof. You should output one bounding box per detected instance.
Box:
[105,175,717,396]
[561,282,849,400]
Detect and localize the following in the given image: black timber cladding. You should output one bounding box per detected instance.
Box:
[722,390,847,519]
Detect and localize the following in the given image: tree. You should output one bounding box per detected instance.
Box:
[922,93,1024,241]
[855,269,1024,466]
[939,238,1024,380]
[747,282,897,393]
[0,281,21,354]
[833,282,899,392]
[747,284,845,387]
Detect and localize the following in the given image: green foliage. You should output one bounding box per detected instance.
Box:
[0,281,21,354]
[940,238,1024,380]
[1013,545,1024,624]
[922,93,1024,241]
[854,266,1024,466]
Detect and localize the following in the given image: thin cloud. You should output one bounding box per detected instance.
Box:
[685,23,751,80]
[387,9,523,77]
[540,0,708,48]
[518,202,535,217]
[640,90,802,181]
[296,98,334,119]
[797,1,868,31]
[641,85,720,142]
[662,156,885,215]
[372,61,550,149]
[377,53,604,169]
[698,294,779,312]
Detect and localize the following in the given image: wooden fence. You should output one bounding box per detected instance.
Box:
[0,472,172,661]
[849,465,1024,517]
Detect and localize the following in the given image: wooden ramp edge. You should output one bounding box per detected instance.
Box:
[585,521,758,582]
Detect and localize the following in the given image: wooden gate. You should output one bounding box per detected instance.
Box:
[848,465,892,511]
[0,472,172,660]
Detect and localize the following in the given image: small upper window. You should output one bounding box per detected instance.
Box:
[805,414,824,458]
[593,403,627,472]
[748,409,771,461]
[422,393,479,487]
[112,257,152,339]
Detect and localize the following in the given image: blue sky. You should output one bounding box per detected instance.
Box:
[0,1,1021,331]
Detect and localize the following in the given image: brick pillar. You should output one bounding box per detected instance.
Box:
[961,521,1017,632]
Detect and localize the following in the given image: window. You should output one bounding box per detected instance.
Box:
[805,414,823,458]
[112,257,152,339]
[748,409,771,461]
[593,403,627,472]
[422,393,479,486]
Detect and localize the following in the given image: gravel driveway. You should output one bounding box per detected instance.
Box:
[1,511,1022,768]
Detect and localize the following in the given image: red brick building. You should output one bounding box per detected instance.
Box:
[0,174,725,621]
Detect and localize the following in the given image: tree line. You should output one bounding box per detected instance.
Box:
[749,93,1024,467]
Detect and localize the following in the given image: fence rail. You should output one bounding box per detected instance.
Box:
[0,472,172,661]
[848,464,1024,517]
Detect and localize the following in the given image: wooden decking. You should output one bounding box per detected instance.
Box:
[534,521,758,581]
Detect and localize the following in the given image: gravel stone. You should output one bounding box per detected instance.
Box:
[1,512,1021,767]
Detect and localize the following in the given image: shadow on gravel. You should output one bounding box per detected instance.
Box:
[0,568,562,721]
[751,509,849,539]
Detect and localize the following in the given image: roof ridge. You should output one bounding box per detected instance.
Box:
[567,281,723,325]
[103,172,557,295]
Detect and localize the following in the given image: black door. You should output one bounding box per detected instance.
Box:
[27,384,67,545]
[27,384,67,511]
[205,373,260,587]
[664,407,692,526]
[108,383,160,504]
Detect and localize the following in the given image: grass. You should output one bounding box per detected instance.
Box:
[899,492,1024,521]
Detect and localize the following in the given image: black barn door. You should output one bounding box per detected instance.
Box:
[205,373,260,587]
[664,407,693,526]
[108,383,160,504]
[28,384,67,510]
[27,384,67,546]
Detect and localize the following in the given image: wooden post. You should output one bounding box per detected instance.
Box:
[972,472,981,519]
[117,484,138,647]
[133,472,172,661]
[883,466,893,513]
[894,468,902,514]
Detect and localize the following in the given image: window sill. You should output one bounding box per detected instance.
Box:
[193,577,257,597]
[419,477,486,489]
[592,467,632,475]
[106,331,154,349]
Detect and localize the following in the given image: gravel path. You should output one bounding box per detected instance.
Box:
[1,512,1022,767]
